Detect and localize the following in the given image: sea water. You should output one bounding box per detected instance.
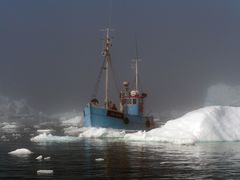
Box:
[2,138,240,179]
[1,106,240,179]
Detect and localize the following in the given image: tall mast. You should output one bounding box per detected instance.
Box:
[135,57,138,91]
[134,40,140,91]
[103,28,112,109]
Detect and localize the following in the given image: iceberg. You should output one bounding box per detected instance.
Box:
[124,106,240,144]
[64,126,83,136]
[8,148,33,156]
[37,170,54,175]
[30,133,80,143]
[37,129,54,134]
[1,122,19,133]
[44,156,51,160]
[31,106,240,145]
[78,127,126,138]
[36,155,43,160]
[61,115,82,127]
[95,158,104,161]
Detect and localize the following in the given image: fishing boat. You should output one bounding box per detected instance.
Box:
[83,28,154,130]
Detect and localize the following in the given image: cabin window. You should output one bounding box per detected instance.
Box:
[133,99,137,104]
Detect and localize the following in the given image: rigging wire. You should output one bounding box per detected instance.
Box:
[91,58,106,100]
[109,55,120,95]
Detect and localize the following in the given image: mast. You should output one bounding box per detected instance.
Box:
[103,28,112,109]
[135,56,138,91]
[134,41,140,91]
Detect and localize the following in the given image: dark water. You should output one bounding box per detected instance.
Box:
[1,133,240,180]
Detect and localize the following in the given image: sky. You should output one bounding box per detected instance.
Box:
[0,0,240,113]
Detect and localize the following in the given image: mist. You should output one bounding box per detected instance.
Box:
[0,0,240,114]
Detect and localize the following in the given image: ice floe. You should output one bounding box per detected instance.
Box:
[1,122,19,133]
[78,127,126,138]
[37,170,54,175]
[95,158,104,161]
[36,155,43,160]
[31,132,80,143]
[61,115,82,127]
[64,126,83,136]
[1,135,9,141]
[124,106,240,144]
[37,129,54,134]
[44,156,51,160]
[29,106,240,145]
[8,148,33,156]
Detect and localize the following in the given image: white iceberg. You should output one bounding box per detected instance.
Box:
[64,126,83,136]
[31,106,240,145]
[1,135,9,141]
[78,127,126,138]
[95,158,104,161]
[124,106,240,144]
[61,115,82,127]
[36,155,43,160]
[37,170,54,175]
[44,156,51,160]
[31,133,80,143]
[1,122,19,133]
[37,129,54,134]
[8,148,33,156]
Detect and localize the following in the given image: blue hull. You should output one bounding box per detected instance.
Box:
[83,104,152,130]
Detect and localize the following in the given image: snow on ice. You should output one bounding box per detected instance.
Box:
[124,106,240,144]
[8,148,33,156]
[37,170,54,175]
[29,106,240,145]
[36,155,43,160]
[31,132,80,143]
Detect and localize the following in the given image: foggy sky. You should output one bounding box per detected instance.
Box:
[0,0,240,113]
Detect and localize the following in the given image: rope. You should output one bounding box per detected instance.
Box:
[91,58,106,99]
[109,55,120,95]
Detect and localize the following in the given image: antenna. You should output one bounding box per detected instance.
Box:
[132,39,141,91]
[108,0,112,28]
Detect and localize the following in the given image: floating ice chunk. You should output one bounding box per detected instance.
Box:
[64,126,82,136]
[95,158,104,161]
[31,133,80,143]
[44,156,51,160]
[37,129,54,134]
[24,127,31,132]
[36,155,43,160]
[1,135,9,142]
[78,127,125,138]
[37,170,54,175]
[1,122,18,133]
[124,131,147,141]
[1,135,6,139]
[8,148,33,156]
[2,124,17,129]
[34,125,40,129]
[61,115,82,127]
[124,106,240,145]
[160,162,167,165]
